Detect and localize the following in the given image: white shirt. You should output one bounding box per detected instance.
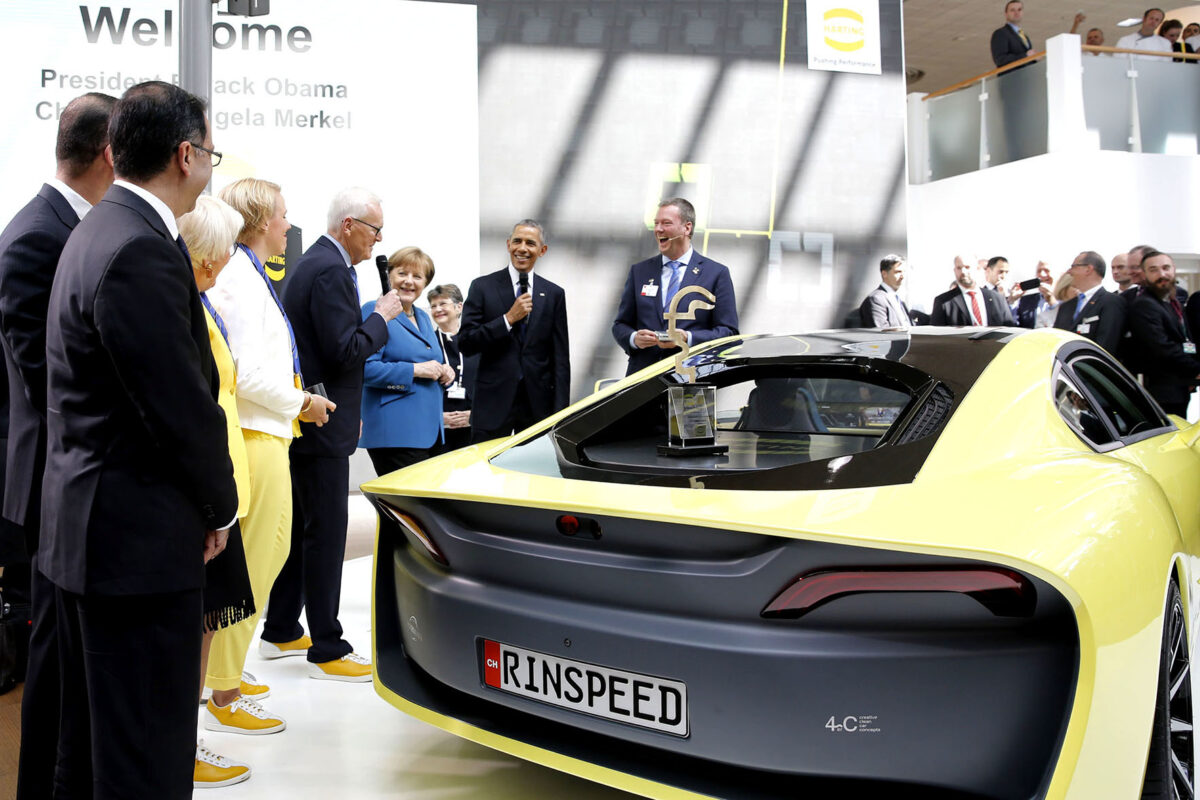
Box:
[208,247,306,439]
[958,286,987,325]
[46,178,93,220]
[502,263,534,332]
[627,249,696,349]
[1187,35,1200,52]
[113,179,178,239]
[1116,32,1172,59]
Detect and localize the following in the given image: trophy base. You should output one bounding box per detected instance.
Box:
[657,443,730,458]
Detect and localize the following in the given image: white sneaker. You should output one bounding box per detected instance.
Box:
[194,740,251,788]
[203,695,287,735]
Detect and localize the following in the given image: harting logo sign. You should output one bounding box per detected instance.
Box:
[823,8,866,52]
[808,0,881,75]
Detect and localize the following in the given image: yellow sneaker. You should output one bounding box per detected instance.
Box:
[308,652,372,682]
[194,741,251,788]
[204,696,286,735]
[201,671,270,705]
[259,635,312,659]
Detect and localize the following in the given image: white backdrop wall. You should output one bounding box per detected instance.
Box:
[0,1,480,299]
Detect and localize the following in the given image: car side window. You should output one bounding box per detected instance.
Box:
[1069,356,1170,439]
[1054,373,1115,446]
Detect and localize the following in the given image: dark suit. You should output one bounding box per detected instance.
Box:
[1014,292,1044,328]
[1121,285,1188,378]
[459,267,570,439]
[991,24,1031,69]
[265,235,388,663]
[43,183,238,798]
[612,253,739,375]
[1052,287,1126,354]
[859,285,910,327]
[929,285,1015,326]
[0,183,78,800]
[1127,292,1200,416]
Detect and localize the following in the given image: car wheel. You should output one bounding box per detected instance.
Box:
[1142,580,1195,800]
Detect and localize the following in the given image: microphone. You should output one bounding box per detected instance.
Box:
[376,254,390,295]
[518,271,529,295]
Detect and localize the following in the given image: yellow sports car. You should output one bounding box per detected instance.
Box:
[364,328,1197,800]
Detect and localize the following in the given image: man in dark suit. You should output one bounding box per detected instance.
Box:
[1127,250,1200,417]
[1118,244,1184,378]
[1013,262,1053,328]
[612,198,739,375]
[460,219,570,441]
[991,0,1034,69]
[859,254,912,327]
[0,91,115,800]
[1054,251,1126,354]
[265,188,402,681]
[930,255,1015,326]
[40,81,238,799]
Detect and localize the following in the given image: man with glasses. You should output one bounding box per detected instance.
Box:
[265,187,402,682]
[40,81,237,798]
[1053,251,1126,354]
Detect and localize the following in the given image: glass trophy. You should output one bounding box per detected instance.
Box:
[658,384,728,457]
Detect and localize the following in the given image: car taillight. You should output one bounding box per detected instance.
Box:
[761,566,1035,618]
[376,500,448,566]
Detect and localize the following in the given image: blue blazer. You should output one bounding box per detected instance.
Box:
[611,253,739,375]
[359,302,445,450]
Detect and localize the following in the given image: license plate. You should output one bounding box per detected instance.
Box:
[482,639,689,737]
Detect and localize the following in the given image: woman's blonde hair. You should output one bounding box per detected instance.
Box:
[1052,272,1076,302]
[218,177,282,243]
[388,246,435,283]
[178,195,243,267]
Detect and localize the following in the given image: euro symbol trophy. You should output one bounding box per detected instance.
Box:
[657,285,728,458]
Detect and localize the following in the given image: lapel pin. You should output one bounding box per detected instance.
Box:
[692,267,700,275]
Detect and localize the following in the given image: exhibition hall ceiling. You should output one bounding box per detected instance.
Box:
[903,0,1200,91]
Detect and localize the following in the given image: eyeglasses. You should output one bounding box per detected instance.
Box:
[1069,262,1090,269]
[429,300,459,310]
[352,218,383,239]
[190,142,222,167]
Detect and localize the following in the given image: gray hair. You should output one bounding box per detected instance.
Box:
[511,218,547,244]
[659,197,696,230]
[879,254,905,272]
[178,195,243,266]
[326,187,381,234]
[428,283,464,304]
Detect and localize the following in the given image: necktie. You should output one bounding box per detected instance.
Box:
[514,272,528,346]
[1170,294,1185,325]
[899,298,912,326]
[240,245,302,379]
[200,292,231,347]
[663,261,683,311]
[1018,27,1030,48]
[968,291,984,325]
[1073,295,1088,323]
[176,235,192,265]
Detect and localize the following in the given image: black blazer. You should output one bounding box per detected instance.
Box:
[1127,292,1200,410]
[282,236,388,457]
[1014,292,1042,329]
[40,184,238,595]
[611,253,739,375]
[459,267,570,432]
[859,285,909,327]
[1052,287,1126,354]
[929,285,1014,326]
[991,24,1031,69]
[0,185,77,555]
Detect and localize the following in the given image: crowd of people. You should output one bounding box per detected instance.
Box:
[859,246,1200,416]
[991,3,1200,68]
[0,79,750,797]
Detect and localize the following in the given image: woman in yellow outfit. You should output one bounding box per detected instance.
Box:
[178,195,256,788]
[203,179,335,737]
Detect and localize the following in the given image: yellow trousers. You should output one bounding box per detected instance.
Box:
[206,431,293,690]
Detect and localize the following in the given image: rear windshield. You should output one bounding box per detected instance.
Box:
[492,360,953,490]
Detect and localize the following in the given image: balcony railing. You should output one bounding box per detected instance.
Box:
[907,34,1200,184]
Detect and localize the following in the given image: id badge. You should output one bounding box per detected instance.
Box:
[1184,342,1197,355]
[447,384,467,400]
[1076,323,1090,335]
[641,283,659,297]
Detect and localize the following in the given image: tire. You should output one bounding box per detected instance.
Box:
[1142,580,1195,800]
